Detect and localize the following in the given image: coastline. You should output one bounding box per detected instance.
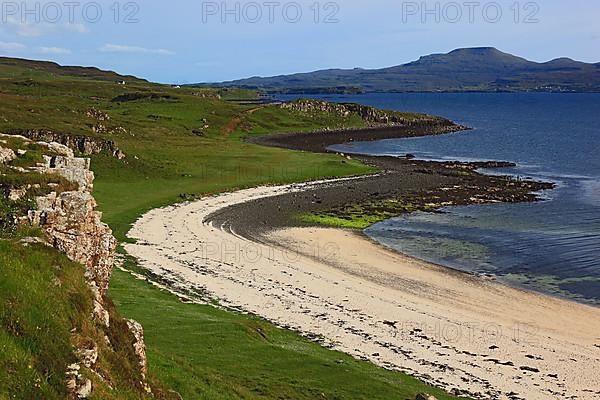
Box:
[246,120,467,153]
[208,139,553,238]
[125,181,600,400]
[125,121,599,399]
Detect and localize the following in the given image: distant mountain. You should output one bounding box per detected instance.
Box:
[0,57,146,83]
[200,47,600,93]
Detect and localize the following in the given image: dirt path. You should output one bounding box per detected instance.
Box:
[221,106,264,137]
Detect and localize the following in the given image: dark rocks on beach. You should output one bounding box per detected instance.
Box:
[525,354,543,360]
[210,122,555,280]
[206,153,553,240]
[247,120,466,154]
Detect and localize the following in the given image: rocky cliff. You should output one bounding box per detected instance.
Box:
[1,134,149,398]
[28,144,115,300]
[281,99,442,126]
[6,128,126,159]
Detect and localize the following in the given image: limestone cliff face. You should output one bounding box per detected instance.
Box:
[28,145,116,300]
[0,136,149,398]
[6,128,126,159]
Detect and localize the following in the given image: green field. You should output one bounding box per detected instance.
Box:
[0,59,465,399]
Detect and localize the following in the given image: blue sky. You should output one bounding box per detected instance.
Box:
[0,0,598,83]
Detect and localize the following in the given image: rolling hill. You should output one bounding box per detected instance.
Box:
[0,56,146,83]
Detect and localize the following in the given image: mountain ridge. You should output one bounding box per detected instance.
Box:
[199,47,600,93]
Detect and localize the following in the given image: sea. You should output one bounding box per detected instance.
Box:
[278,93,600,305]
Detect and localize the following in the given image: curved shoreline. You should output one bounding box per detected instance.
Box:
[125,122,599,399]
[246,120,467,154]
[125,180,600,400]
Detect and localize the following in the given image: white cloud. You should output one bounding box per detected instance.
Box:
[99,44,175,56]
[3,17,89,37]
[37,46,72,55]
[0,41,72,56]
[0,41,26,52]
[66,23,89,34]
[3,17,42,37]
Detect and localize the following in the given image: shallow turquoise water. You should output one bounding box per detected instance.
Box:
[281,93,600,305]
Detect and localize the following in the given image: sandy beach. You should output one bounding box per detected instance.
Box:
[125,181,600,400]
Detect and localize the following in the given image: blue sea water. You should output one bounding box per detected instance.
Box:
[280,93,600,305]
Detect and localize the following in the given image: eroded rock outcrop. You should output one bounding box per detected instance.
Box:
[5,128,126,159]
[28,146,115,297]
[8,140,150,397]
[29,190,116,297]
[127,319,152,394]
[0,146,17,163]
[281,99,439,126]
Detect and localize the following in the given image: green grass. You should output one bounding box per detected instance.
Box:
[233,104,367,137]
[0,239,80,399]
[298,200,435,230]
[109,260,462,400]
[91,142,374,242]
[0,61,464,399]
[0,237,171,400]
[0,63,377,240]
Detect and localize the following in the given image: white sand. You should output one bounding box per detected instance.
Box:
[125,182,600,400]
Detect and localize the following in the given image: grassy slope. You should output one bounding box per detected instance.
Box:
[0,135,175,399]
[0,238,174,400]
[0,64,374,239]
[0,61,464,399]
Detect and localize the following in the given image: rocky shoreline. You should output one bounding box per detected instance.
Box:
[123,114,600,400]
[247,120,467,154]
[222,120,553,237]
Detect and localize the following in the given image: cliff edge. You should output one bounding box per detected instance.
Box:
[0,133,154,399]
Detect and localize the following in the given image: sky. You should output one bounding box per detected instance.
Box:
[0,0,598,83]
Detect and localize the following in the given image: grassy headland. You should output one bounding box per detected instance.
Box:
[0,59,465,399]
